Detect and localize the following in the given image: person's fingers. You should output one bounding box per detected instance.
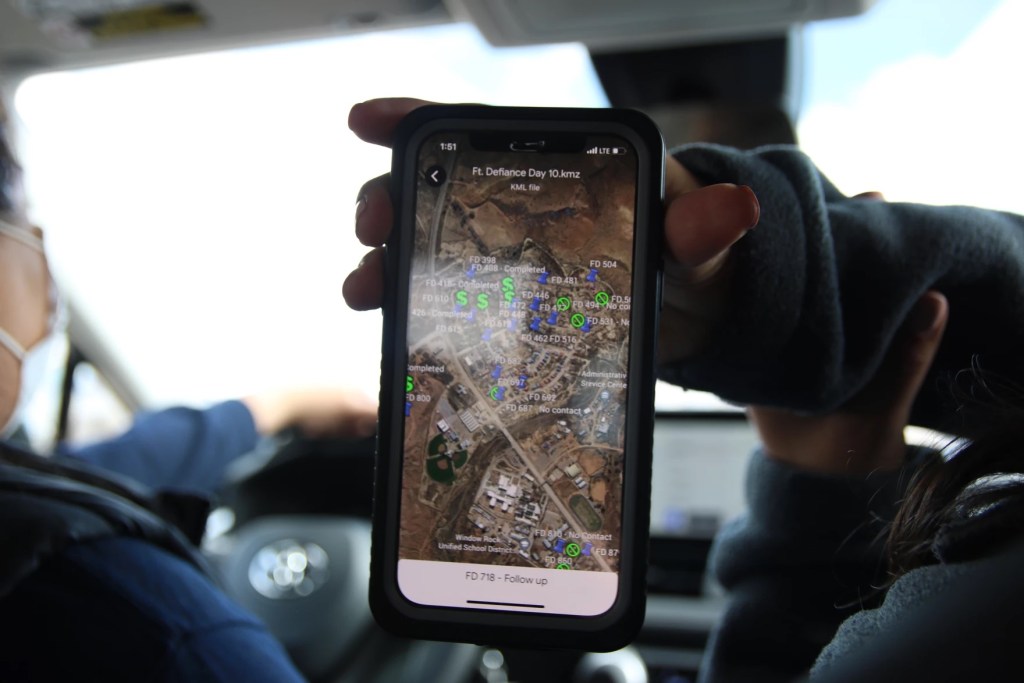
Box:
[664,155,703,199]
[747,291,948,475]
[663,183,760,271]
[348,98,434,147]
[356,174,392,247]
[655,183,760,363]
[243,388,377,438]
[343,248,386,311]
[871,290,949,425]
[299,389,379,439]
[853,190,886,201]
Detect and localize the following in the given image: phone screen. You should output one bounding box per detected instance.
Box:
[397,129,640,616]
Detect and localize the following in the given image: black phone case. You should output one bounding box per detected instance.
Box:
[371,105,664,652]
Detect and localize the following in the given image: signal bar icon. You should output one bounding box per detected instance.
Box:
[586,146,599,155]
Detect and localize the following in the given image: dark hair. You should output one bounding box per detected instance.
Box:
[0,97,20,213]
[887,370,1024,578]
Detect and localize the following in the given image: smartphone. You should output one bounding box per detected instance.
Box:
[372,105,664,651]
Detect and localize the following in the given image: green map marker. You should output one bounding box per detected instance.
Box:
[556,296,572,311]
[501,276,516,302]
[565,542,581,557]
[595,291,610,306]
[570,313,587,329]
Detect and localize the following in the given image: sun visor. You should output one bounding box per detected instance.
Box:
[447,0,877,51]
[0,0,450,74]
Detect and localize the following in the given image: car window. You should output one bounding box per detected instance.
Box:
[798,0,1022,215]
[14,0,1024,444]
[15,23,610,443]
[658,0,1023,413]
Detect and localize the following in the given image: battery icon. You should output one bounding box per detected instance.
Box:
[610,147,628,155]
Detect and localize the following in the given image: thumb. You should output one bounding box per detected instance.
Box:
[663,182,760,273]
[872,291,949,424]
[657,178,760,363]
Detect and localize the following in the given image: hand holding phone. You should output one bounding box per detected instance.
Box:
[346,100,762,650]
[345,100,759,369]
[371,105,664,650]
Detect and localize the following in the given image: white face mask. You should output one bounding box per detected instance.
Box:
[0,328,63,438]
[0,219,65,439]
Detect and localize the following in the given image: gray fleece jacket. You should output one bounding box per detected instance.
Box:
[663,144,1024,682]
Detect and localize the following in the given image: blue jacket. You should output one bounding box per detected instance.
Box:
[662,144,1024,682]
[0,400,306,682]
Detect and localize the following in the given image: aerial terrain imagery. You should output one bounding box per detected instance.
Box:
[401,137,638,575]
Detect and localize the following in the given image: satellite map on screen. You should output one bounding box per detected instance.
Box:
[400,134,637,574]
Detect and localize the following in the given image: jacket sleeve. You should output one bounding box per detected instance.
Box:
[659,144,1024,437]
[697,449,921,683]
[62,400,260,494]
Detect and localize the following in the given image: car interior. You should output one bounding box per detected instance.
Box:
[1,0,1020,681]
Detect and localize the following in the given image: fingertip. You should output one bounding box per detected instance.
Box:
[664,183,759,268]
[343,249,385,311]
[347,101,365,132]
[908,290,949,338]
[853,190,886,201]
[739,185,761,230]
[355,175,393,247]
[348,98,434,146]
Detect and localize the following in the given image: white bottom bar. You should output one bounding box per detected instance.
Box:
[397,559,618,616]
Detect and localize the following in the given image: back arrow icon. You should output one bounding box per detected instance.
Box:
[425,165,446,186]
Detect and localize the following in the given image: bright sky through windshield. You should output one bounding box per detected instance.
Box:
[16,24,606,409]
[14,0,1024,418]
[799,0,1023,214]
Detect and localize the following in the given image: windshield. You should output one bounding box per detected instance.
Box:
[15,24,605,425]
[798,0,1022,215]
[13,0,1024,442]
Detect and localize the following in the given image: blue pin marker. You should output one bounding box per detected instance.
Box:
[586,267,598,283]
[481,328,492,341]
[518,374,528,389]
[538,271,549,285]
[466,308,476,322]
[496,386,507,400]
[491,365,502,380]
[547,310,559,325]
[581,320,591,333]
[530,318,542,332]
[404,402,412,417]
[530,296,541,311]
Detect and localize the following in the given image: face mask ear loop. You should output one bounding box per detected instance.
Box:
[0,219,44,253]
[0,327,26,362]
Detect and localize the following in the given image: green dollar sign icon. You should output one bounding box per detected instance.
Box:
[477,293,490,310]
[455,290,468,307]
[406,375,414,393]
[501,276,516,302]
